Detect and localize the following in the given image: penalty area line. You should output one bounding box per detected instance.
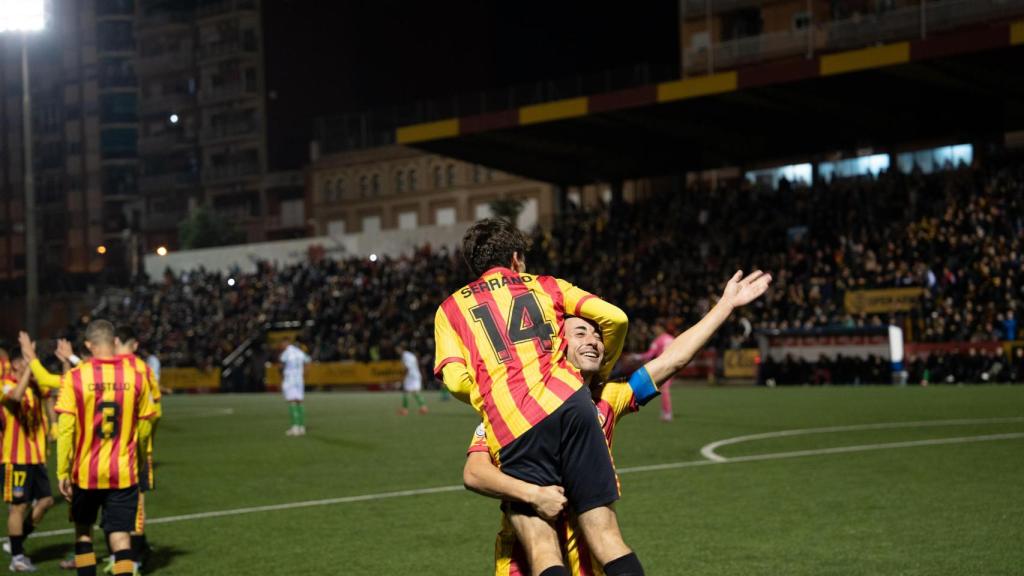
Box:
[20,432,1024,541]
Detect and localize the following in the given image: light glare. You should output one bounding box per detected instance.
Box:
[0,0,46,32]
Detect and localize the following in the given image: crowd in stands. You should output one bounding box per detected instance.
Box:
[69,152,1023,385]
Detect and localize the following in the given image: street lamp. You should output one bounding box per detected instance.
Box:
[1,0,46,334]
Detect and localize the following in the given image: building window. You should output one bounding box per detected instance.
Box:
[408,169,417,192]
[472,165,482,183]
[398,210,418,230]
[818,154,890,181]
[327,219,345,236]
[335,177,345,198]
[435,206,456,226]
[446,164,456,187]
[793,12,811,30]
[474,203,493,220]
[97,21,134,52]
[322,180,332,202]
[744,163,812,189]
[100,128,137,159]
[396,170,404,193]
[432,166,442,189]
[371,174,380,196]
[362,214,381,234]
[100,93,138,123]
[360,175,368,197]
[244,68,257,92]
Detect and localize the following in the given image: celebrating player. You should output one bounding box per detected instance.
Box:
[465,270,772,575]
[0,345,11,385]
[279,336,311,437]
[54,320,156,576]
[434,218,638,576]
[115,326,162,569]
[2,352,54,572]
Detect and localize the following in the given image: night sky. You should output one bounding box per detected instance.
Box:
[262,1,679,169]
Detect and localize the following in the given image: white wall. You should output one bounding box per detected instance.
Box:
[145,222,471,277]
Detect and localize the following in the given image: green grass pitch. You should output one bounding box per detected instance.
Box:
[19,385,1024,575]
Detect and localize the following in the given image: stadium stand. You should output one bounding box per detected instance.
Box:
[79,153,1024,384]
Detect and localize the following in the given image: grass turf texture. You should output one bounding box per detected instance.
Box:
[20,385,1024,575]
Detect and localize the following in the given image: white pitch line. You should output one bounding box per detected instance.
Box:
[699,416,1024,462]
[21,430,1024,542]
[629,431,1024,473]
[23,485,465,541]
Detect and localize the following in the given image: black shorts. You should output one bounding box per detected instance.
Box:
[71,485,139,534]
[498,387,618,515]
[2,464,52,505]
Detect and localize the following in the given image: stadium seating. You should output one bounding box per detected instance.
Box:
[86,157,1024,383]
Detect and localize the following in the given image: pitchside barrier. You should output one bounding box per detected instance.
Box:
[264,360,407,389]
[160,367,223,391]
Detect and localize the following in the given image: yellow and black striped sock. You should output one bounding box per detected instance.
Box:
[74,541,97,576]
[112,549,137,576]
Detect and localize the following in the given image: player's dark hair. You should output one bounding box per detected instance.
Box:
[462,217,530,277]
[85,319,116,346]
[115,325,137,344]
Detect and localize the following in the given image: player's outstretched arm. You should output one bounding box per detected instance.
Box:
[463,452,566,521]
[644,270,772,385]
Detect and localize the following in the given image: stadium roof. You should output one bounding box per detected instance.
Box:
[397,19,1024,185]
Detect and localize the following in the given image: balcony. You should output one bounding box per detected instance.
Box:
[135,51,193,74]
[136,8,191,31]
[139,92,195,114]
[99,73,137,91]
[198,84,257,104]
[199,121,261,143]
[202,163,261,184]
[139,132,197,153]
[142,210,187,232]
[139,172,199,192]
[198,41,259,62]
[683,0,1024,75]
[197,0,257,20]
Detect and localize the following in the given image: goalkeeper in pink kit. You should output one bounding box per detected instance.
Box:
[637,322,676,421]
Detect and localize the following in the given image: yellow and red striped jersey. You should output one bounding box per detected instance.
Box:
[54,357,156,490]
[436,266,627,453]
[1,377,47,465]
[477,367,659,576]
[117,354,162,419]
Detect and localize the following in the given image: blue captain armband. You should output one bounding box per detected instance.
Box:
[628,366,660,406]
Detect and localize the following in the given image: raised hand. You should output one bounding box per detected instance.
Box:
[56,339,74,362]
[17,331,37,362]
[720,270,772,310]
